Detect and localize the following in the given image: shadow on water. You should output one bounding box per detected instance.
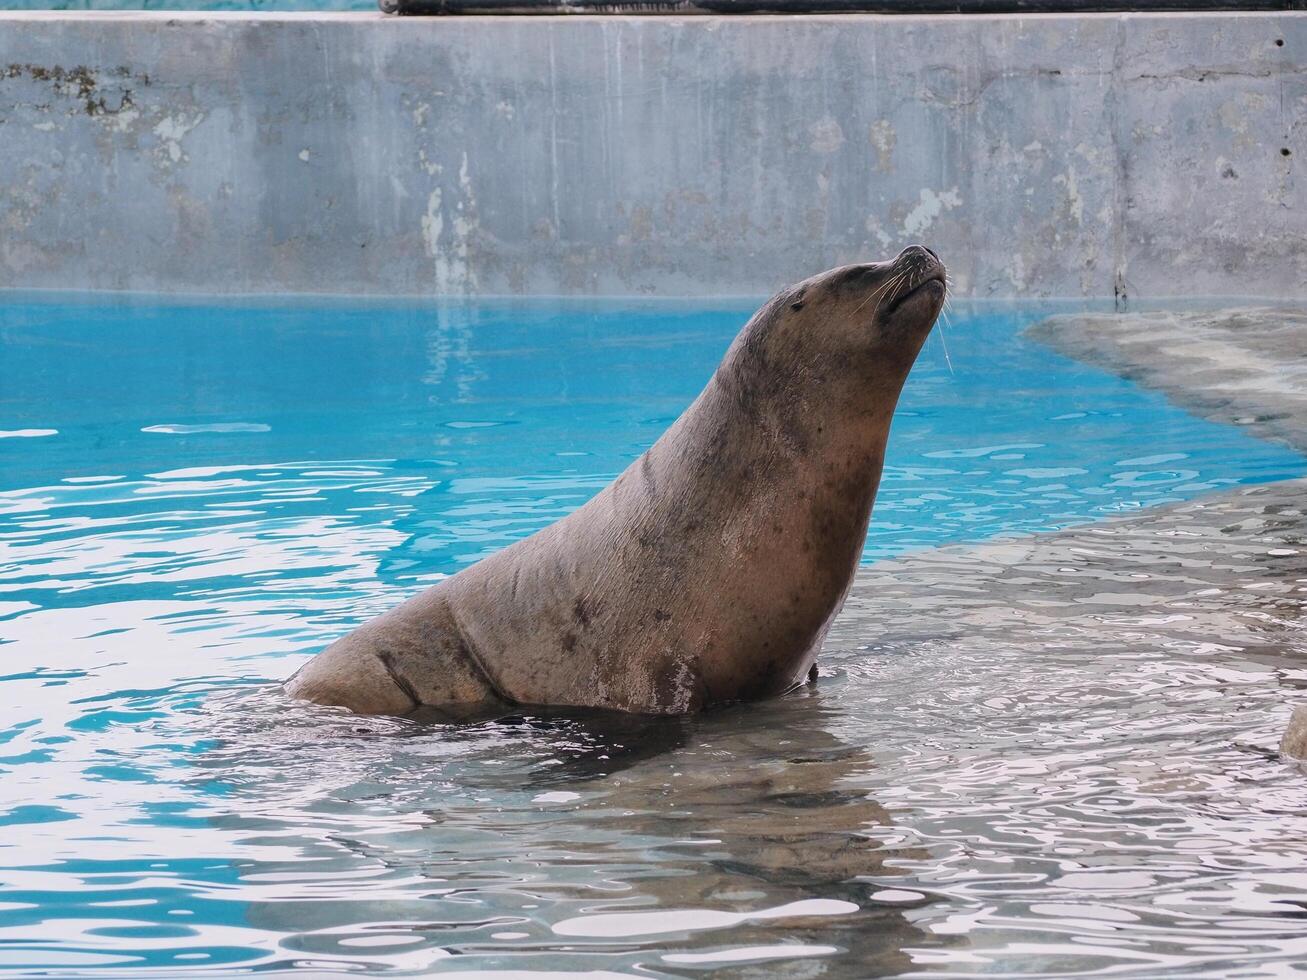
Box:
[446,709,699,785]
[190,685,942,977]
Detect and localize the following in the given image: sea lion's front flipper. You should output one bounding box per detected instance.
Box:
[285,589,503,716]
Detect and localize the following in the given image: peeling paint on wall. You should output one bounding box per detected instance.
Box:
[902,187,962,238]
[869,119,896,173]
[152,111,204,167]
[808,117,845,155]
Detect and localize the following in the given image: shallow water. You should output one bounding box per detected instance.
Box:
[1,295,1305,977]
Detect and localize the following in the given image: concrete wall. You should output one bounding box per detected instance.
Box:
[0,11,1302,299]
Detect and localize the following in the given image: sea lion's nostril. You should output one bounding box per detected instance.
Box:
[898,244,937,265]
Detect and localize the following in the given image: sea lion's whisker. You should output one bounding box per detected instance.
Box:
[936,275,956,373]
[868,272,907,315]
[936,310,955,376]
[849,273,903,319]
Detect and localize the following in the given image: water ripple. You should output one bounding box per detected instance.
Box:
[1,298,1305,977]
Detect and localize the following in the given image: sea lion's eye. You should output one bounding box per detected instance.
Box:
[789,290,806,311]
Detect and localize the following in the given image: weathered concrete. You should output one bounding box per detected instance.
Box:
[1027,306,1307,762]
[1030,307,1307,452]
[840,476,1307,672]
[0,11,1303,298]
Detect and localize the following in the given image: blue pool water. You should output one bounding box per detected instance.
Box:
[1,296,1299,573]
[0,295,1304,977]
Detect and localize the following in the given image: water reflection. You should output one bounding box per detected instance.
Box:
[825,476,1307,976]
[3,296,1307,976]
[191,689,933,977]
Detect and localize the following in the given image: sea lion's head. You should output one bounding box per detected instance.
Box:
[734,246,946,411]
[788,244,945,356]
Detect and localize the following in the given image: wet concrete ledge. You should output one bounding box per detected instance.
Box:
[838,476,1307,760]
[0,11,1303,297]
[846,305,1307,758]
[841,476,1307,675]
[872,305,1307,760]
[1031,308,1307,454]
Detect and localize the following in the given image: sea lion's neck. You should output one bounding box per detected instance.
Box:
[639,359,894,572]
[671,347,898,490]
[619,364,890,703]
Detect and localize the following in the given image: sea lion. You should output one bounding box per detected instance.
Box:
[285,245,946,717]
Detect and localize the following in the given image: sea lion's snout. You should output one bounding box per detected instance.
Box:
[882,244,947,322]
[900,243,939,263]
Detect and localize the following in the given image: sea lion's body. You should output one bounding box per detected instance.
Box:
[286,247,946,716]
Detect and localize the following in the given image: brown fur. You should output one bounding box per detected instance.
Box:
[285,247,946,716]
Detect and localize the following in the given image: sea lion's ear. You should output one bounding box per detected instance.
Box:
[789,288,807,312]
